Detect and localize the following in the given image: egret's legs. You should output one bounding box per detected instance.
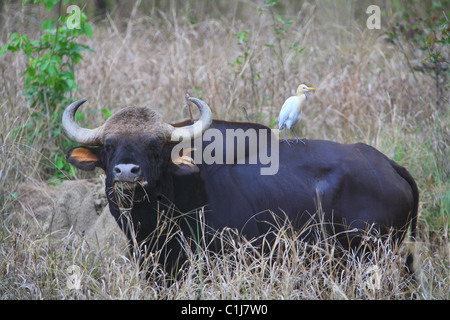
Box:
[283,127,292,146]
[290,128,305,145]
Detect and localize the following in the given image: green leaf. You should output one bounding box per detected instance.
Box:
[39,60,50,72]
[10,32,20,41]
[56,157,65,170]
[82,23,94,38]
[44,0,57,11]
[51,54,62,65]
[263,1,278,8]
[42,19,54,31]
[235,29,250,42]
[29,40,40,47]
[284,19,293,26]
[47,64,58,76]
[0,45,8,57]
[75,111,85,122]
[432,1,441,9]
[102,108,112,119]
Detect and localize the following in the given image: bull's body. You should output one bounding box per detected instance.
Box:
[64,99,418,276]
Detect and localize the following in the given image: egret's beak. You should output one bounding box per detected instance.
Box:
[306,87,315,91]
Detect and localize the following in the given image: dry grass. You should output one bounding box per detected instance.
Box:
[0,202,445,300]
[0,1,448,299]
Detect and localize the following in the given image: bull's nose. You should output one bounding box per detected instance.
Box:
[113,163,142,182]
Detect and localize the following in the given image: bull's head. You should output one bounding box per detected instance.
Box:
[63,98,212,198]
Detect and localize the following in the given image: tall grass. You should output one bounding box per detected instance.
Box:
[0,1,448,299]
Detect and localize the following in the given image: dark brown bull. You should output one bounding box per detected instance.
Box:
[63,98,418,277]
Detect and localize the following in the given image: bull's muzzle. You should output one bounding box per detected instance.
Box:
[113,164,146,185]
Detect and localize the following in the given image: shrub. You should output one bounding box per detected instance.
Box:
[0,0,93,181]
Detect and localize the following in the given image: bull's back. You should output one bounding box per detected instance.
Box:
[198,139,416,241]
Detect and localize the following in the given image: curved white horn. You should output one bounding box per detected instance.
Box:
[62,99,104,146]
[168,97,213,142]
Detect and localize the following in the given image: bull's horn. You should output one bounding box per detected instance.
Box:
[168,97,212,142]
[62,99,104,146]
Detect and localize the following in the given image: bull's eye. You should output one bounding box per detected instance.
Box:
[104,138,117,153]
[146,139,161,153]
[147,143,157,151]
[104,143,114,153]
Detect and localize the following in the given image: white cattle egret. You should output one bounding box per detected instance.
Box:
[278,84,315,145]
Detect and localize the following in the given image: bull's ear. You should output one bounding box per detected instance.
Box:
[171,161,200,176]
[170,147,199,175]
[66,146,103,171]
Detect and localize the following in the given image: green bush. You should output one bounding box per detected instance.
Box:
[0,0,94,182]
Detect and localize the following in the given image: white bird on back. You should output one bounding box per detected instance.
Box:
[278,84,315,145]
